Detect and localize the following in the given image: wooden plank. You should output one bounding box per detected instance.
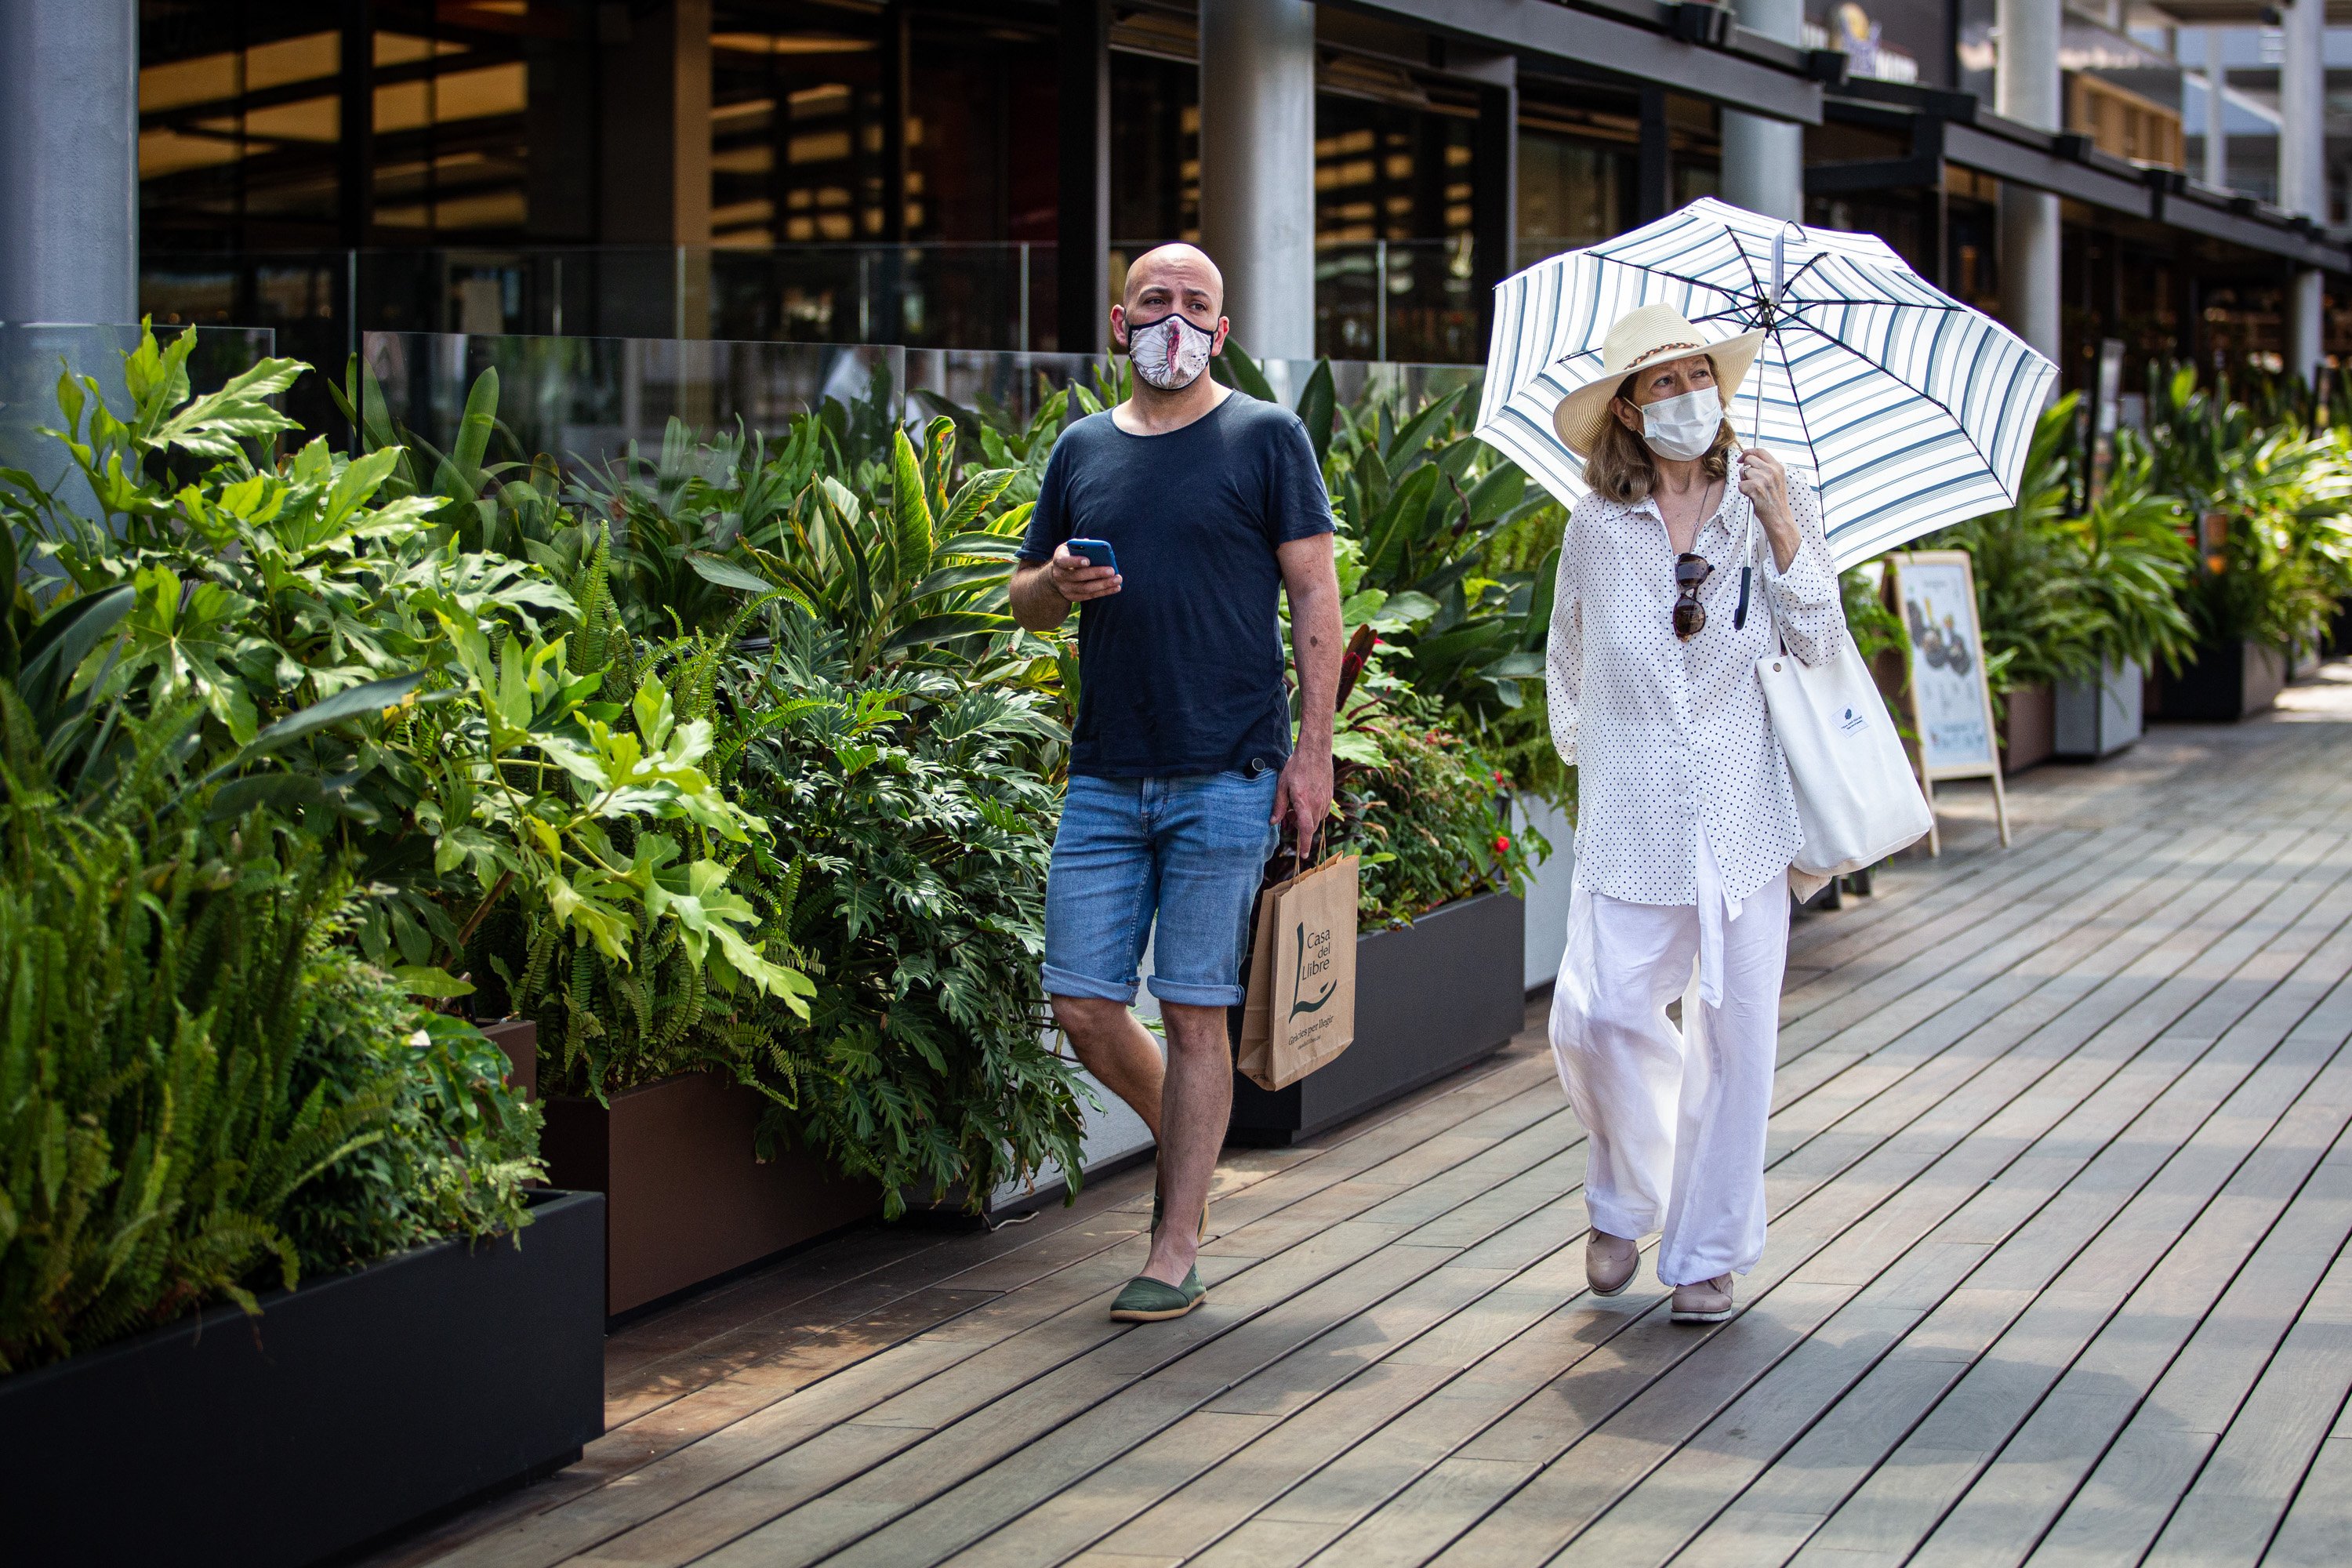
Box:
[1790,977,2352,1565]
[974,832,2333,1568]
[1674,906,2352,1568]
[581,1103,1603,1566]
[2267,1435,2352,1566]
[423,1038,1574,1568]
[678,1133,1608,1568]
[1283,829,2352,1568]
[2143,1239,2352,1565]
[376,691,2352,1568]
[1904,1058,2352,1564]
[1427,849,2352,1567]
[2025,1087,2352,1561]
[1073,822,2352,1568]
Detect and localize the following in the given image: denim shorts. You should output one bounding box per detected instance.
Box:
[1043,770,1283,1009]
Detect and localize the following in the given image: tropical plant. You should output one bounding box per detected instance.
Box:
[723,605,1086,1210]
[5,326,811,1022]
[2143,363,2352,655]
[355,367,1087,1208]
[1922,392,2195,696]
[1215,345,1569,816]
[0,700,539,1373]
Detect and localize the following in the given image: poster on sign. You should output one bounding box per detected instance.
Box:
[1885,550,2009,852]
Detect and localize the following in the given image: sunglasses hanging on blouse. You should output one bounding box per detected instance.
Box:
[1673,552,1712,641]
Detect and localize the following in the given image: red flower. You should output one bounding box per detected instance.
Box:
[1491,771,1505,786]
[1494,834,1512,853]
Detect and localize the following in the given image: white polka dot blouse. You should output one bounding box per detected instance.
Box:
[1545,452,1847,906]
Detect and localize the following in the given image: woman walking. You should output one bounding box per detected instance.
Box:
[1544,303,1846,1323]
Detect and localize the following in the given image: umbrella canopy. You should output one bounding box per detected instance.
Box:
[1476,198,2058,569]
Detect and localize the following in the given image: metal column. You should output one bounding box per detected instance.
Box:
[2281,0,2328,381]
[1996,0,2063,371]
[1198,0,1319,359]
[1720,0,1805,221]
[0,0,138,323]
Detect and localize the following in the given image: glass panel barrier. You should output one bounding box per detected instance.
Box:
[362,331,1488,484]
[362,332,899,472]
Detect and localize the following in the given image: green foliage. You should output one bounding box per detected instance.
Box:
[2143,365,2352,653]
[1218,344,1567,815]
[1923,393,2195,693]
[1329,684,1546,929]
[729,610,1085,1214]
[0,702,538,1372]
[394,375,1084,1212]
[7,325,811,1041]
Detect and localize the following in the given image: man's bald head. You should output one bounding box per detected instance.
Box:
[1122,244,1225,314]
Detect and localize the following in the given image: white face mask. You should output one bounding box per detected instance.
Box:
[1640,385,1724,461]
[1125,311,1216,390]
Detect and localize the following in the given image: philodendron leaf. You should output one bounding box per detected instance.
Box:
[393,965,476,999]
[233,670,427,762]
[687,551,778,593]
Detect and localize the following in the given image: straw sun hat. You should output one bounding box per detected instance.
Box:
[1551,303,1766,458]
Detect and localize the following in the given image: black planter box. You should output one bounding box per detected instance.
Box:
[2157,637,2285,722]
[0,1189,604,1568]
[1229,891,1526,1145]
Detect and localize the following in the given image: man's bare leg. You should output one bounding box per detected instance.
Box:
[1139,1000,1229,1287]
[1050,994,1165,1142]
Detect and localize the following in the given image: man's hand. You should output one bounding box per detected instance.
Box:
[1049,543,1122,603]
[1272,739,1334,856]
[1010,543,1122,631]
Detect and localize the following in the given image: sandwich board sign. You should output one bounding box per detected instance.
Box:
[1886,550,2009,855]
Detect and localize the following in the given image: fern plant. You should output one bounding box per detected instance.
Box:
[0,695,539,1372]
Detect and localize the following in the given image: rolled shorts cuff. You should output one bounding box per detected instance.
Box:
[1041,963,1140,1005]
[1145,975,1246,1008]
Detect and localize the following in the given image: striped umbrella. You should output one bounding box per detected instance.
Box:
[1475,198,2057,568]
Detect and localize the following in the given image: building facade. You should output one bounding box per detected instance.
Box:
[68,2,2352,394]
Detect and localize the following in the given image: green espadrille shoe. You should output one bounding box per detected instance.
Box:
[1109,1265,1207,1323]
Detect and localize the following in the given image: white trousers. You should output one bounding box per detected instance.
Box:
[1548,837,1789,1287]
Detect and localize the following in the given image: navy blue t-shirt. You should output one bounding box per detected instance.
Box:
[1018,393,1336,779]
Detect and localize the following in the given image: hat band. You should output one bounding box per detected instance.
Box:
[1621,339,1704,372]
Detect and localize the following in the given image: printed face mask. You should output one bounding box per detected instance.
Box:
[1124,310,1216,390]
[1640,385,1724,461]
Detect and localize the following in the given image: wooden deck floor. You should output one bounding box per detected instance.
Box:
[379,666,2352,1568]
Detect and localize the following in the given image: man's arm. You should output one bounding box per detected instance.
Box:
[1011,546,1120,632]
[1273,532,1342,848]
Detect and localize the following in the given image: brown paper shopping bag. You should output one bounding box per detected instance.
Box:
[1236,853,1359,1091]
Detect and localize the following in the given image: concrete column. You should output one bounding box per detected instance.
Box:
[2202,26,2227,191]
[1719,0,1805,222]
[1198,0,1317,360]
[0,0,138,323]
[2281,0,2327,380]
[1996,0,2063,368]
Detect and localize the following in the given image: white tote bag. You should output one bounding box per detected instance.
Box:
[1751,553,1933,878]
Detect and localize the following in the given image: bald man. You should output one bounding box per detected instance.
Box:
[1011,244,1344,1323]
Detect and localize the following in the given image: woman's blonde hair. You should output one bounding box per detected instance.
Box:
[1581,359,1739,505]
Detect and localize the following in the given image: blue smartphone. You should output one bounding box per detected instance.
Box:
[1066,537,1119,572]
